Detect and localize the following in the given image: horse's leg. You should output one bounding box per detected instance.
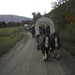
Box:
[44,51,47,59]
[52,50,55,58]
[56,50,60,60]
[51,47,55,58]
[44,48,50,60]
[42,50,45,61]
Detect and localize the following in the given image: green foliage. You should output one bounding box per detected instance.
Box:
[0,19,32,28]
[0,33,23,57]
[32,12,42,24]
[47,0,75,57]
[0,27,23,57]
[20,20,32,26]
[0,21,6,28]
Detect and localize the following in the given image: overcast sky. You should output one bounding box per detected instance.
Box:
[0,0,56,18]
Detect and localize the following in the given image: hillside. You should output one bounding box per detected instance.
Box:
[47,0,75,57]
[0,15,31,23]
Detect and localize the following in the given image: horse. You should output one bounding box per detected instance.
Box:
[31,29,35,38]
[37,32,51,61]
[32,30,35,37]
[50,33,60,60]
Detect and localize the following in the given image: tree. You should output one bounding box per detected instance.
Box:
[20,20,32,26]
[32,12,42,24]
[32,12,36,24]
[51,0,68,9]
[0,21,6,28]
[51,1,58,9]
[7,22,16,27]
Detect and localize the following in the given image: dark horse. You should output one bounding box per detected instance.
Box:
[37,31,51,61]
[31,27,35,38]
[50,32,60,60]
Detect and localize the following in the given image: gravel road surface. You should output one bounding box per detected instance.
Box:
[0,32,75,75]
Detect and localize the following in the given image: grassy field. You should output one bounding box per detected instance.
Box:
[0,26,24,57]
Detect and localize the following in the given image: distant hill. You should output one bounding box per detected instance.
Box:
[0,15,32,23]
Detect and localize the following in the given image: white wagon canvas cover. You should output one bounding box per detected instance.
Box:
[35,17,55,36]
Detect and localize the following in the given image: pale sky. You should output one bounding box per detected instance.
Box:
[0,0,56,18]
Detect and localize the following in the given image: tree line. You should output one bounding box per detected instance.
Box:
[0,20,32,28]
[0,12,43,28]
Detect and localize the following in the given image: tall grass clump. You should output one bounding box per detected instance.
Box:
[0,27,24,57]
[59,23,75,56]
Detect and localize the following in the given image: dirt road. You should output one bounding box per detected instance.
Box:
[0,32,75,75]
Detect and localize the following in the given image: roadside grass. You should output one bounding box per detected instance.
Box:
[0,27,24,57]
[61,40,75,54]
[59,26,75,58]
[0,26,22,32]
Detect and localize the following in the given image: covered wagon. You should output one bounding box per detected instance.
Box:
[35,17,60,60]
